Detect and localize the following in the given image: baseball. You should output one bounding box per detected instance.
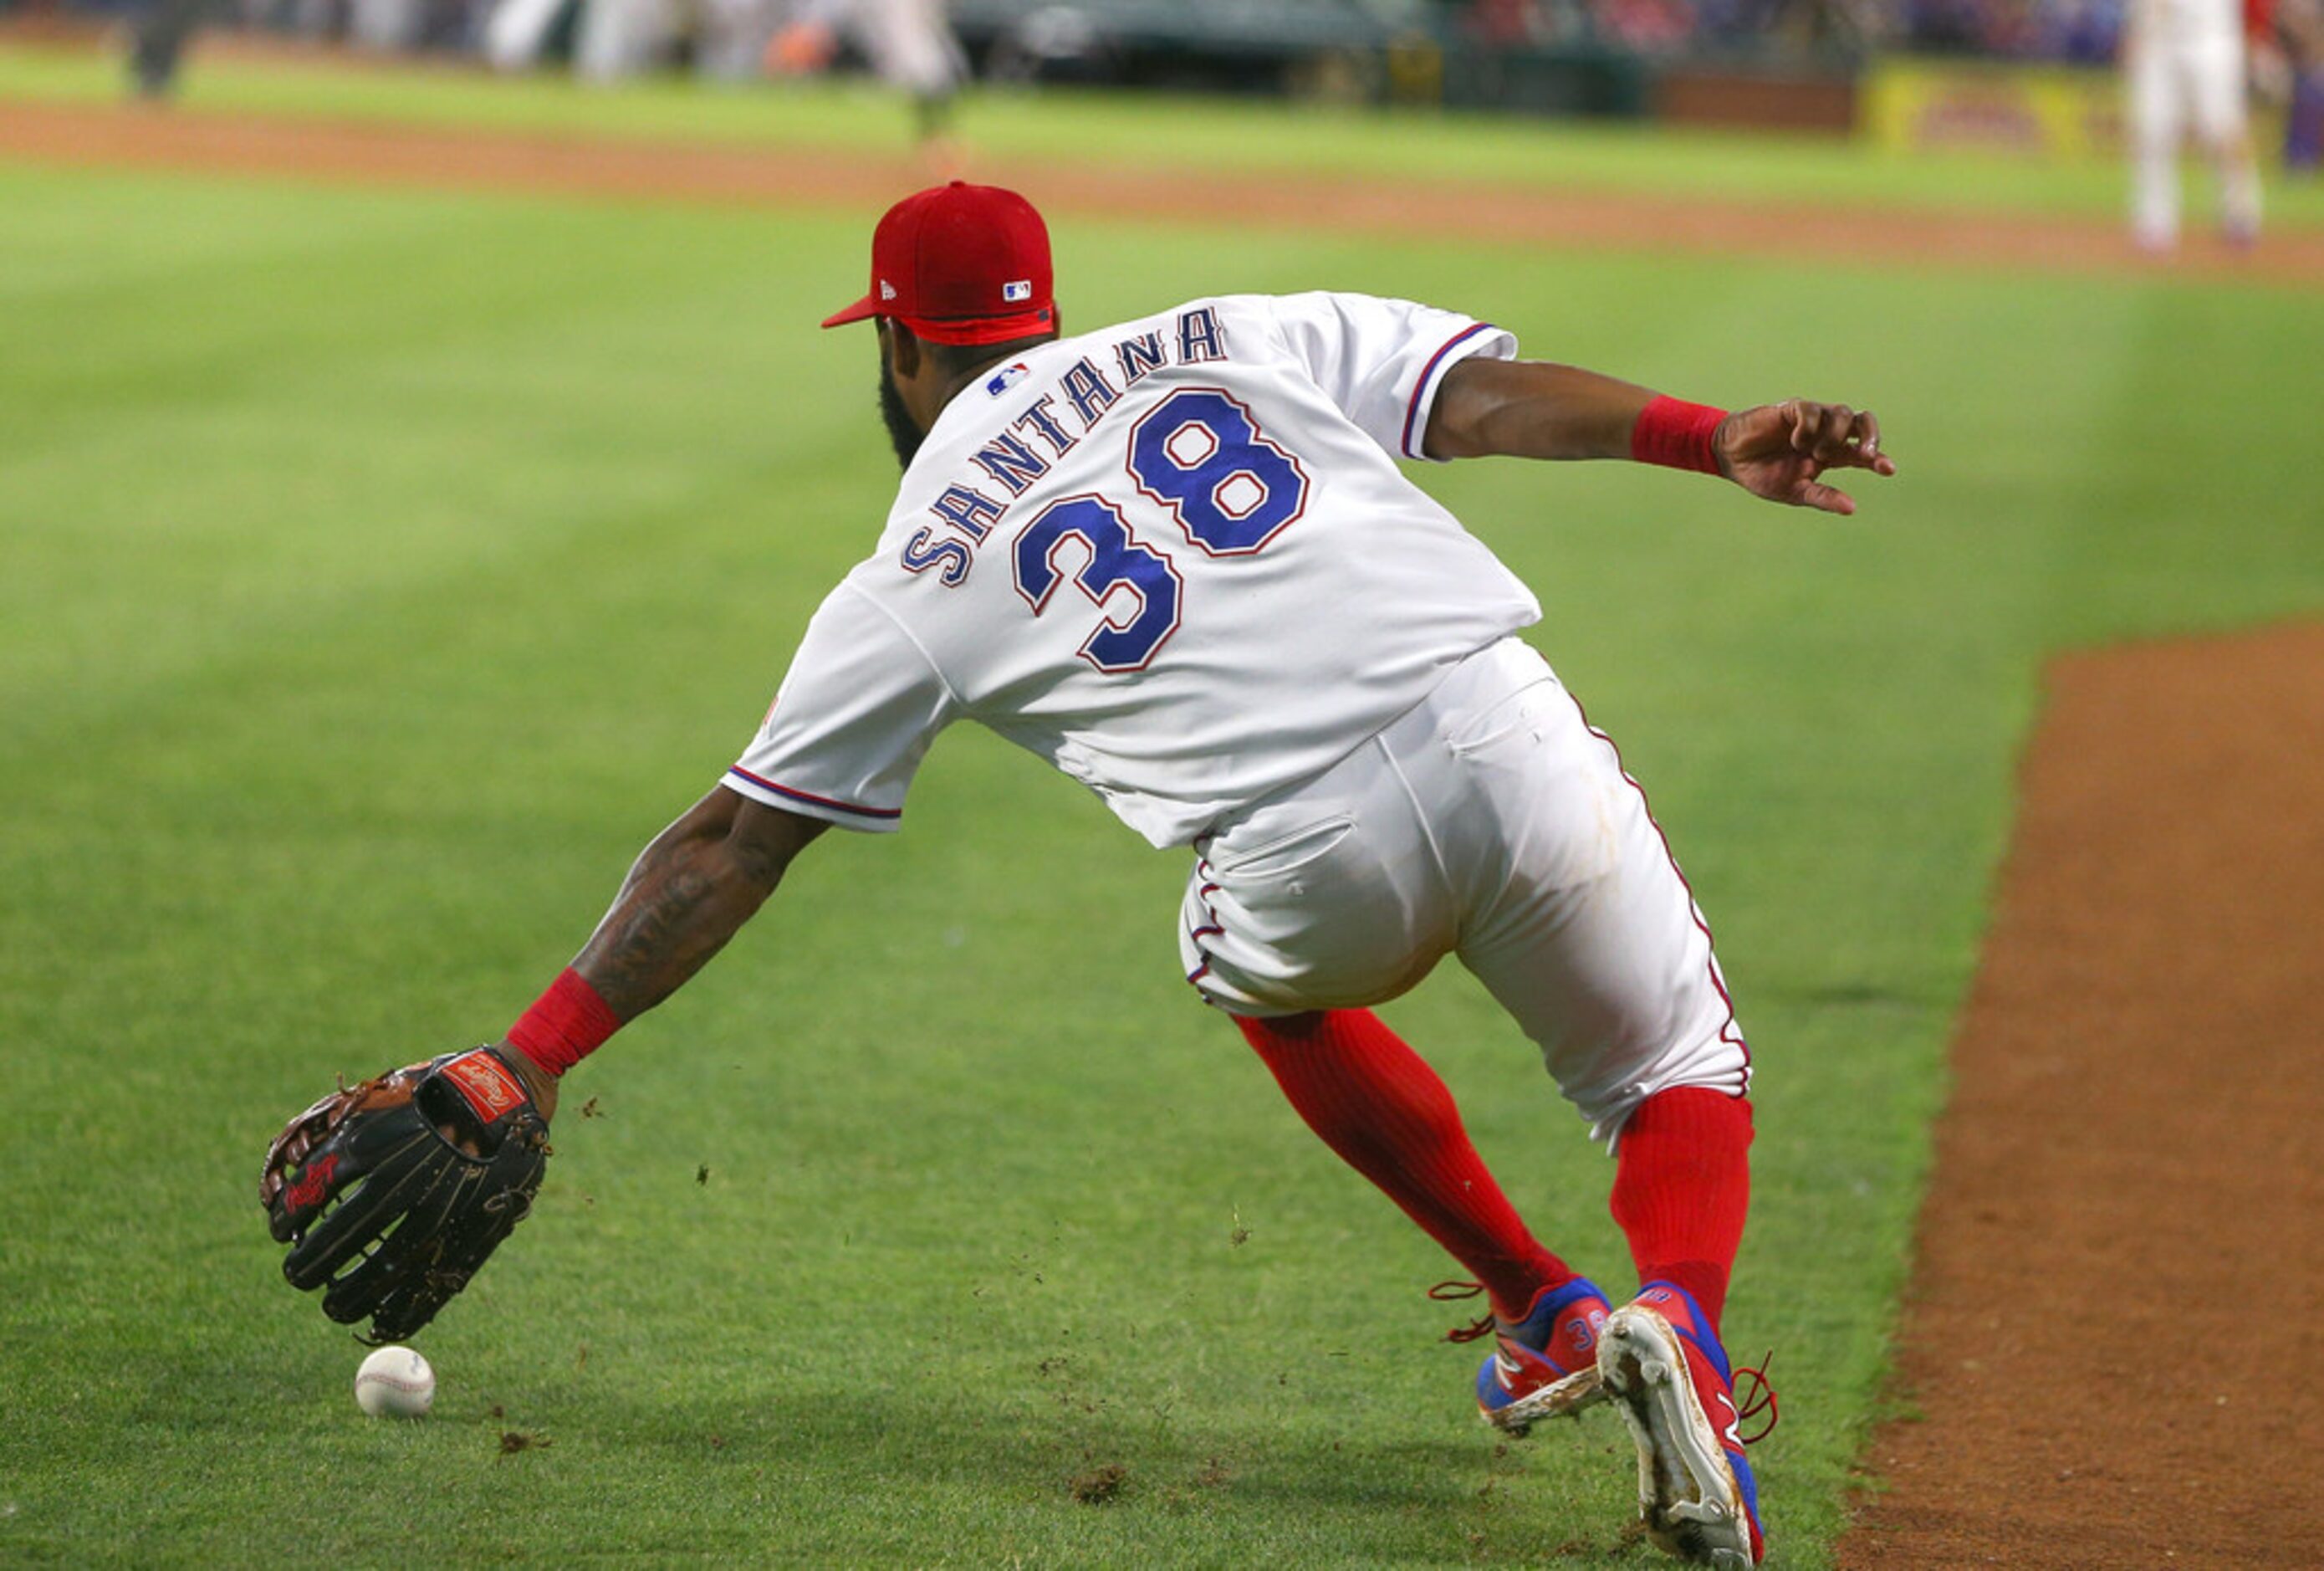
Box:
[353,1345,435,1418]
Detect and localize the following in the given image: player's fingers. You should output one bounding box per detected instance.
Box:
[1795,477,1857,514]
[1800,403,1846,458]
[1840,410,1897,475]
[1811,405,1857,463]
[1787,400,1817,451]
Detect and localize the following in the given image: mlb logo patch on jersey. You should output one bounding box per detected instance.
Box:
[1002,279,1033,304]
[984,361,1031,397]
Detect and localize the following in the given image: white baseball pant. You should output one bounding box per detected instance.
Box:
[2129,23,2263,244]
[1180,637,1749,1147]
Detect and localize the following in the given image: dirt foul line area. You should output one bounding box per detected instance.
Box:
[3,95,2321,288]
[1840,622,2324,1567]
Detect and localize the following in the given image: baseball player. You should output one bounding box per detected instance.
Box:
[764,0,966,144]
[2278,0,2324,168]
[484,0,687,83]
[2127,0,2268,248]
[125,0,219,99]
[263,182,1892,1567]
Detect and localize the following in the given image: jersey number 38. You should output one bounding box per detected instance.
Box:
[1013,388,1310,673]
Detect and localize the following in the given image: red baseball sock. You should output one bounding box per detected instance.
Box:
[1235,1008,1571,1321]
[1610,1087,1754,1335]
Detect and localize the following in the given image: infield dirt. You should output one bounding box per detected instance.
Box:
[3,92,2322,289]
[1840,622,2324,1568]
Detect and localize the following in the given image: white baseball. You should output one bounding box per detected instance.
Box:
[353,1345,435,1418]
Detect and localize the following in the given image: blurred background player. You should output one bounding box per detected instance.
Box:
[483,0,677,84]
[2125,0,2268,248]
[126,0,216,97]
[2281,0,2324,168]
[478,0,959,136]
[764,0,964,146]
[483,0,779,83]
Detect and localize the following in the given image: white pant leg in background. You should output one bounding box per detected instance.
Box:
[853,0,963,97]
[1181,637,1749,1147]
[2188,31,2265,235]
[485,0,571,69]
[2130,19,2260,245]
[576,0,678,80]
[2130,33,2191,245]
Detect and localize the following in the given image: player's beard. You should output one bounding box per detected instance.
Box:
[878,358,922,472]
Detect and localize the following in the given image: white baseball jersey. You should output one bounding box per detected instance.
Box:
[726,293,1537,849]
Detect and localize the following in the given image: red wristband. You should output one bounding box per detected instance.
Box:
[1631,395,1728,475]
[506,968,622,1077]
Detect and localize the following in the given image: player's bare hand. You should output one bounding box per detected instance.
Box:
[1714,399,1897,516]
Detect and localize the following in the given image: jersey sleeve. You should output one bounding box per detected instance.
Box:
[724,581,960,832]
[1264,292,1518,463]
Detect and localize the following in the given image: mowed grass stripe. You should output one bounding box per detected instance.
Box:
[0,174,880,735]
[3,161,2319,1567]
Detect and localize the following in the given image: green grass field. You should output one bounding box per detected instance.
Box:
[3,49,2321,1568]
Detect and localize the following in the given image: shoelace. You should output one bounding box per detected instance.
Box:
[1428,1280,1496,1343]
[1731,1351,1779,1445]
[1430,1279,1780,1443]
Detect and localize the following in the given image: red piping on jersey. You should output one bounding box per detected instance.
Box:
[724,765,902,821]
[1184,859,1226,983]
[1557,688,1752,1083]
[1402,323,1494,459]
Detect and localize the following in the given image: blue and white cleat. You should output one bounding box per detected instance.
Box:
[1440,1277,1612,1435]
[1596,1282,1777,1568]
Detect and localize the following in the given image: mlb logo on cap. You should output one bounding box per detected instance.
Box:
[820,182,1056,347]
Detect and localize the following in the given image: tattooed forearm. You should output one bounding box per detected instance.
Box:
[569,788,822,1021]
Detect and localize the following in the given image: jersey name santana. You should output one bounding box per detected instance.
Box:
[728,293,1541,848]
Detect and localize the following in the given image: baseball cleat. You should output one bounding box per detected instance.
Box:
[1596,1282,1776,1568]
[1437,1277,1611,1434]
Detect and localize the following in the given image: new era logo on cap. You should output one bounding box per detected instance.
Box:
[1002,279,1032,303]
[879,279,897,301]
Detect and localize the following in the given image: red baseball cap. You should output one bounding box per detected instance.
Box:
[820,181,1055,346]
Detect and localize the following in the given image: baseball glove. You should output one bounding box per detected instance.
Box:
[260,1045,549,1343]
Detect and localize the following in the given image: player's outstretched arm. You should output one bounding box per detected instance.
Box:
[1424,358,1657,462]
[495,786,827,1116]
[1423,358,1895,514]
[257,785,822,1341]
